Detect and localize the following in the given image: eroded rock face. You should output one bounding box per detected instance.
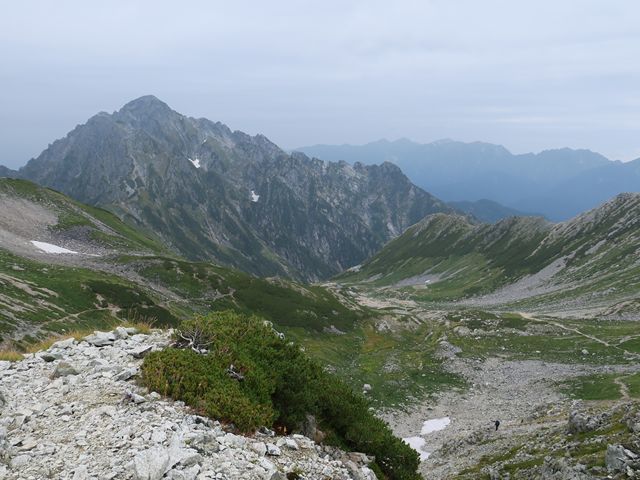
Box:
[0,329,374,479]
[16,95,452,281]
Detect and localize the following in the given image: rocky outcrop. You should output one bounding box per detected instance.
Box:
[567,409,608,434]
[606,444,639,475]
[0,329,377,479]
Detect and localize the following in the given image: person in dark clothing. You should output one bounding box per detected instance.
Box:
[494,420,500,431]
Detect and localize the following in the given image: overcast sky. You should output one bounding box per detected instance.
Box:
[1,0,639,168]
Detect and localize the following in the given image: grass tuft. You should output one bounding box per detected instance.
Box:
[0,349,23,362]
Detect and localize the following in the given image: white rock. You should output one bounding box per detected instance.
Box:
[151,429,167,444]
[72,465,89,480]
[114,327,130,339]
[266,443,281,456]
[10,454,30,469]
[51,337,76,350]
[133,446,171,480]
[84,331,116,347]
[251,441,268,456]
[284,438,299,450]
[259,457,275,471]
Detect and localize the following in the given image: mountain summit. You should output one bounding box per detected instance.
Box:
[10,96,452,280]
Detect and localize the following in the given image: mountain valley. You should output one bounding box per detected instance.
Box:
[0,99,639,480]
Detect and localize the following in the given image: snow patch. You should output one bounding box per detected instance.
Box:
[421,417,451,435]
[188,157,201,169]
[401,417,451,462]
[31,241,78,254]
[402,437,430,461]
[250,190,260,202]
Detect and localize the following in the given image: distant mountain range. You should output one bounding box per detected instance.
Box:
[0,96,451,281]
[296,139,640,221]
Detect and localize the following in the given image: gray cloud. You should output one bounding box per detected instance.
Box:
[1,0,639,168]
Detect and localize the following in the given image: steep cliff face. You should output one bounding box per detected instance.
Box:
[16,96,451,280]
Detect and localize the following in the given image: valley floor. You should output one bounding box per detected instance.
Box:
[337,290,640,479]
[386,353,637,479]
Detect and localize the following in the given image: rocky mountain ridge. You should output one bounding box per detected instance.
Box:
[296,138,639,221]
[0,327,377,480]
[340,193,640,315]
[3,96,451,281]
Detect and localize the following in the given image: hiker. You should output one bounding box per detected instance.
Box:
[494,420,500,431]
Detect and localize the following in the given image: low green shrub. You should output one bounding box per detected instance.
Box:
[141,311,421,480]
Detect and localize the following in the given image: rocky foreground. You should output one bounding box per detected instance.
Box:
[0,328,376,480]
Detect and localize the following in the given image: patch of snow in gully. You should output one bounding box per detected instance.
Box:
[31,241,78,254]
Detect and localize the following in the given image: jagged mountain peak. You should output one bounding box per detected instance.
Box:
[119,94,173,113]
[12,98,451,280]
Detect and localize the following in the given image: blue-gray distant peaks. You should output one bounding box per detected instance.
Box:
[296,139,638,221]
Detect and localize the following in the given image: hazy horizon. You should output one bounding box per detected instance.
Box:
[2,1,639,168]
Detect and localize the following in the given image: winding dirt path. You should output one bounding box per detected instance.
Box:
[517,311,640,361]
[614,376,631,400]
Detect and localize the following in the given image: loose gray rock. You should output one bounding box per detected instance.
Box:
[266,443,282,456]
[72,465,89,480]
[128,345,153,359]
[133,446,171,480]
[84,331,116,347]
[51,337,76,349]
[38,351,63,362]
[606,444,636,473]
[567,411,602,434]
[0,329,359,480]
[51,361,79,378]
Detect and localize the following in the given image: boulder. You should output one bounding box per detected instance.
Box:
[84,331,116,347]
[283,438,299,450]
[10,454,31,469]
[51,361,79,379]
[567,411,602,434]
[115,367,138,381]
[251,442,267,456]
[301,414,317,439]
[51,337,76,349]
[114,327,130,339]
[128,346,153,359]
[266,443,281,456]
[38,351,63,362]
[538,457,590,479]
[606,444,637,473]
[133,446,171,480]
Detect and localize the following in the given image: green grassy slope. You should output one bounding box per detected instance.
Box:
[0,179,367,347]
[0,178,171,255]
[338,194,640,311]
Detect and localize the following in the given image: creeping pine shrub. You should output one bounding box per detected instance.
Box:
[141,311,421,480]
